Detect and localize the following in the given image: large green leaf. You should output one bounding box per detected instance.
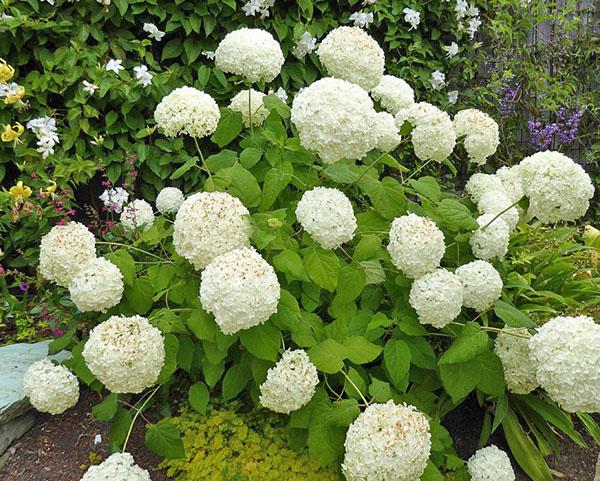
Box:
[145,419,186,459]
[239,322,281,361]
[383,339,411,391]
[308,339,348,374]
[494,300,537,328]
[303,247,340,292]
[188,381,210,415]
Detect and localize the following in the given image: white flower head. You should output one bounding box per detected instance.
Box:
[99,187,129,213]
[430,70,446,90]
[82,80,99,95]
[455,260,503,312]
[142,22,165,41]
[468,445,515,481]
[478,190,519,230]
[173,192,251,270]
[465,173,505,204]
[494,328,539,394]
[448,90,459,104]
[80,452,151,481]
[82,315,165,394]
[349,11,374,29]
[470,213,510,261]
[229,89,269,127]
[455,0,469,19]
[200,247,281,335]
[342,401,431,481]
[371,75,415,115]
[105,58,123,74]
[444,41,459,58]
[453,109,499,165]
[120,199,155,232]
[155,187,184,214]
[293,31,317,58]
[259,349,319,414]
[154,86,221,138]
[133,64,152,88]
[409,269,463,328]
[23,359,79,415]
[403,8,421,30]
[373,111,402,152]
[496,165,524,203]
[295,187,357,249]
[215,28,284,83]
[316,26,384,91]
[26,116,60,159]
[387,213,446,279]
[69,257,124,313]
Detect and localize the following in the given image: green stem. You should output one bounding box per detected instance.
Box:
[341,370,370,406]
[480,198,521,231]
[193,137,212,181]
[355,153,386,183]
[248,87,254,136]
[96,241,169,262]
[401,158,435,185]
[122,385,160,453]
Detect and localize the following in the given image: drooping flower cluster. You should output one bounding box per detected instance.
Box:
[215,28,284,83]
[453,109,499,165]
[173,192,251,270]
[295,187,357,249]
[342,401,431,481]
[409,269,463,328]
[26,116,60,159]
[527,106,584,150]
[154,86,221,138]
[120,199,155,231]
[39,222,97,287]
[155,187,184,214]
[22,359,79,415]
[455,260,503,312]
[469,213,510,261]
[528,316,600,412]
[68,257,124,313]
[199,247,281,335]
[387,214,446,279]
[82,315,165,394]
[80,453,151,481]
[229,89,269,127]
[371,75,415,115]
[494,328,539,395]
[259,349,319,414]
[467,445,515,481]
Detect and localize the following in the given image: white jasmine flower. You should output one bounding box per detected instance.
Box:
[68,257,124,313]
[105,58,123,74]
[468,445,515,481]
[349,11,374,29]
[202,51,216,60]
[155,187,184,214]
[259,349,319,414]
[242,0,274,18]
[81,453,151,481]
[120,199,155,231]
[133,65,152,87]
[403,8,421,30]
[23,359,79,415]
[455,260,503,312]
[470,213,510,261]
[82,80,99,95]
[268,86,288,102]
[99,187,129,213]
[443,41,459,58]
[453,109,499,165]
[200,247,281,335]
[467,16,482,39]
[26,116,60,159]
[467,6,480,16]
[494,328,539,395]
[409,269,463,328]
[429,70,446,90]
[371,75,415,115]
[142,22,165,41]
[448,90,459,104]
[455,0,469,19]
[293,31,317,58]
[229,89,269,127]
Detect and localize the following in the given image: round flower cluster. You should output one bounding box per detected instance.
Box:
[200,247,281,335]
[295,187,357,249]
[467,445,515,481]
[215,28,284,83]
[518,151,594,223]
[259,349,319,414]
[120,199,155,232]
[316,26,384,91]
[373,112,402,152]
[478,190,519,230]
[387,214,446,279]
[173,192,251,270]
[22,359,79,415]
[229,89,269,127]
[342,401,431,481]
[455,260,503,312]
[465,173,505,204]
[453,109,500,165]
[494,328,539,395]
[496,165,524,203]
[154,86,221,138]
[82,315,165,394]
[528,315,600,412]
[409,269,463,328]
[68,257,124,313]
[470,214,510,261]
[371,75,415,114]
[39,222,96,288]
[396,102,456,162]
[80,453,151,481]
[156,187,184,214]
[291,77,378,164]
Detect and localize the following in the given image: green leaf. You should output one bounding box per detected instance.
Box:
[272,249,310,282]
[358,176,406,220]
[260,161,292,210]
[225,163,261,208]
[436,199,479,231]
[187,308,218,342]
[145,419,186,459]
[105,249,136,286]
[494,300,537,328]
[307,417,344,466]
[239,322,281,361]
[205,149,238,172]
[109,408,132,452]
[369,378,393,402]
[438,323,489,365]
[170,157,198,180]
[309,339,348,374]
[221,362,251,401]
[303,247,340,292]
[477,351,506,396]
[342,336,382,364]
[47,328,75,355]
[156,334,179,385]
[162,39,184,61]
[239,147,263,169]
[330,399,360,427]
[211,108,243,147]
[92,393,118,421]
[383,339,411,391]
[125,277,154,315]
[188,382,210,415]
[439,360,481,403]
[263,94,291,118]
[334,264,366,303]
[409,176,442,202]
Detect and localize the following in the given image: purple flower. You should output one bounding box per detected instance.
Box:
[18,282,29,293]
[527,106,584,150]
[496,76,520,115]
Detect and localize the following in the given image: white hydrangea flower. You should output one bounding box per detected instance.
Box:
[154,86,221,138]
[453,109,500,165]
[409,269,463,328]
[291,77,378,164]
[518,151,594,223]
[371,75,415,115]
[68,257,124,313]
[316,26,384,91]
[396,102,456,162]
[200,247,280,335]
[529,316,600,412]
[496,165,524,203]
[429,70,446,90]
[467,445,515,481]
[259,349,319,414]
[39,222,96,288]
[387,214,445,279]
[494,328,539,395]
[470,213,510,261]
[80,453,151,481]
[120,199,155,232]
[82,315,165,394]
[22,359,79,415]
[464,173,505,204]
[229,89,269,127]
[295,187,357,249]
[155,187,184,214]
[455,260,502,312]
[478,190,519,230]
[373,112,402,152]
[342,401,431,481]
[215,28,284,83]
[173,192,251,270]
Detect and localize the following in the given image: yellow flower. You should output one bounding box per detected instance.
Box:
[46,180,57,194]
[4,85,25,105]
[9,181,32,203]
[1,122,24,144]
[0,59,14,82]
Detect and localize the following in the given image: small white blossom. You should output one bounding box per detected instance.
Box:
[430,70,446,90]
[293,31,317,58]
[448,90,459,104]
[349,11,374,29]
[202,51,215,60]
[403,8,420,30]
[242,0,274,18]
[467,16,482,39]
[105,58,123,74]
[443,41,459,58]
[142,22,165,41]
[82,80,99,95]
[268,87,288,102]
[133,65,152,87]
[455,0,469,19]
[27,116,60,159]
[99,187,129,213]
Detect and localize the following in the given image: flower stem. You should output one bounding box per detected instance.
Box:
[122,385,160,453]
[480,198,521,231]
[193,137,212,181]
[96,241,170,262]
[401,158,435,185]
[341,369,370,406]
